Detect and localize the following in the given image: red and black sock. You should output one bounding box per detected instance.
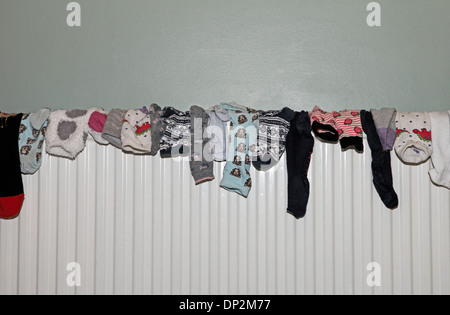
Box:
[0,114,25,219]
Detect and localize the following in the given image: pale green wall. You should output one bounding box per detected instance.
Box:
[0,0,449,113]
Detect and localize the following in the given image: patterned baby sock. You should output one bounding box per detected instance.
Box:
[309,106,339,143]
[121,107,152,154]
[333,109,364,152]
[253,107,295,172]
[394,112,433,164]
[46,109,96,160]
[148,104,167,156]
[189,106,215,185]
[160,107,191,158]
[220,104,259,198]
[18,109,50,175]
[0,114,25,219]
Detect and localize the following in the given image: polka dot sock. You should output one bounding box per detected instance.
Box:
[395,112,433,164]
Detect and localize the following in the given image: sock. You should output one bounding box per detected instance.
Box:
[160,107,191,158]
[286,111,315,219]
[189,106,215,185]
[0,114,25,219]
[309,106,339,142]
[46,109,96,160]
[205,105,230,162]
[102,109,128,149]
[220,104,259,198]
[121,107,152,154]
[371,108,397,151]
[148,104,167,156]
[361,110,399,209]
[18,108,50,175]
[428,111,450,189]
[394,112,433,165]
[333,109,364,152]
[253,107,295,171]
[88,110,109,145]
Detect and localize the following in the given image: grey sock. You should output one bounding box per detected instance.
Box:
[371,108,397,151]
[190,105,215,185]
[102,109,127,149]
[148,104,166,156]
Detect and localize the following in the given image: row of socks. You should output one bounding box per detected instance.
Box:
[88,105,167,155]
[4,104,449,223]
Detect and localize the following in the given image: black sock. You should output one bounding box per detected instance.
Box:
[0,114,25,219]
[361,110,399,209]
[286,111,315,219]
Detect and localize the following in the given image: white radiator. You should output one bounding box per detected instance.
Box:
[0,139,449,295]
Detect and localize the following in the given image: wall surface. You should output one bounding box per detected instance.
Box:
[0,139,449,295]
[1,0,449,113]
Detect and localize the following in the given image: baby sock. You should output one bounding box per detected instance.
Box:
[286,111,315,219]
[102,109,128,149]
[361,110,399,209]
[220,104,259,198]
[148,104,167,156]
[46,109,96,160]
[88,110,109,145]
[253,107,295,172]
[18,108,50,175]
[160,107,191,158]
[205,105,230,162]
[428,111,450,189]
[394,112,433,164]
[189,106,215,185]
[333,109,364,152]
[371,108,397,151]
[309,106,339,143]
[0,114,25,219]
[121,107,152,154]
